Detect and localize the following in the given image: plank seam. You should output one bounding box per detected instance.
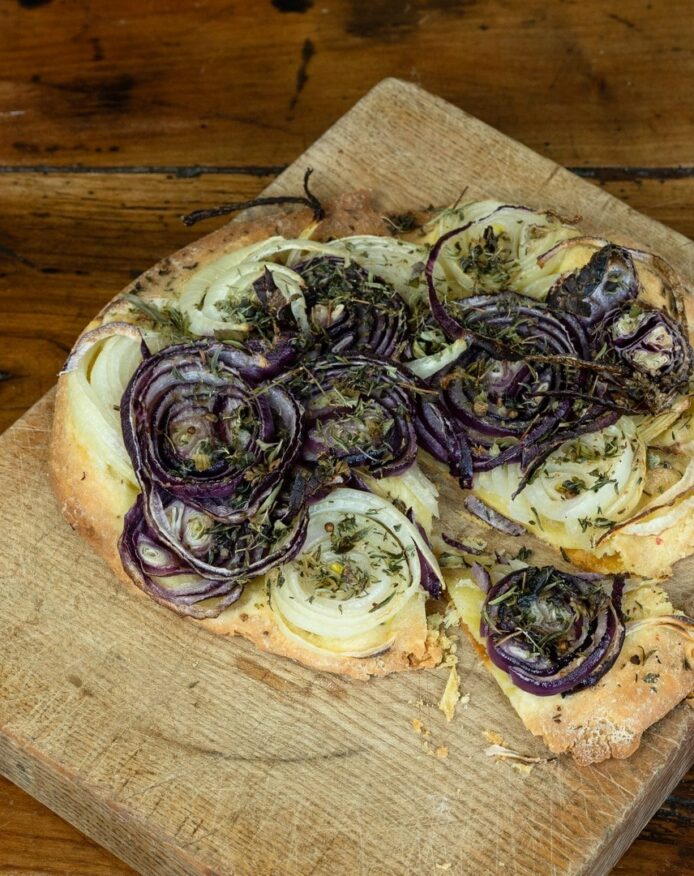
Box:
[0,164,288,177]
[0,165,693,181]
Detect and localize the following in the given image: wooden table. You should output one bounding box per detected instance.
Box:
[0,1,691,872]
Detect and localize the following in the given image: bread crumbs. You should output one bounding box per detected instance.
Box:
[483,729,505,746]
[411,718,431,739]
[511,762,535,776]
[438,663,461,722]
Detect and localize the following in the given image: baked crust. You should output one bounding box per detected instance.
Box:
[448,573,694,765]
[566,516,694,579]
[50,192,442,680]
[50,191,694,719]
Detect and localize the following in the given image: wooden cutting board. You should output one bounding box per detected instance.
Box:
[1,78,692,876]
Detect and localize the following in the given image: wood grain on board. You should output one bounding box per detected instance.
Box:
[0,77,693,876]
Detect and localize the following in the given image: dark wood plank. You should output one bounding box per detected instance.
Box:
[0,0,693,167]
[0,775,133,875]
[615,768,694,874]
[0,172,266,433]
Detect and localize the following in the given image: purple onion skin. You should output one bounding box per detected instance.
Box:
[120,482,309,612]
[121,341,303,521]
[470,562,491,594]
[421,224,694,478]
[464,496,525,536]
[480,566,625,697]
[406,508,442,598]
[422,289,589,475]
[415,397,473,488]
[286,353,418,480]
[119,496,244,619]
[289,256,409,359]
[602,304,693,388]
[425,224,473,341]
[442,533,485,556]
[117,341,313,615]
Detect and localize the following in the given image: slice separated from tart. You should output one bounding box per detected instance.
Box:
[446,560,693,764]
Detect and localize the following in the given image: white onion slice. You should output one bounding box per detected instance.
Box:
[358,461,440,534]
[404,337,469,379]
[649,398,694,453]
[178,233,432,338]
[634,396,690,445]
[606,457,694,537]
[419,200,581,300]
[178,237,337,336]
[269,488,442,657]
[474,418,646,549]
[66,332,142,511]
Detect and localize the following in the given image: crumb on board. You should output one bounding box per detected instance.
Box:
[483,729,505,747]
[444,601,461,630]
[438,663,461,722]
[484,742,558,772]
[511,762,535,776]
[435,864,452,871]
[442,636,458,667]
[411,719,449,758]
[411,718,431,739]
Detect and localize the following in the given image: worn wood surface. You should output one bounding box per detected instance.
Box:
[1,77,693,876]
[0,0,693,169]
[0,0,693,872]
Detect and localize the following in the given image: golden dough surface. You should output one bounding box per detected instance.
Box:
[50,192,694,753]
[50,193,442,680]
[448,571,694,765]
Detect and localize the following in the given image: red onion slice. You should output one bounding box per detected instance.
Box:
[285,354,418,480]
[119,497,244,618]
[121,341,303,521]
[480,566,625,696]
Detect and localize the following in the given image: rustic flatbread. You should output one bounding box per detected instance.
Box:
[51,190,694,756]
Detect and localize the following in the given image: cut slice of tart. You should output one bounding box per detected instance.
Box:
[446,562,693,765]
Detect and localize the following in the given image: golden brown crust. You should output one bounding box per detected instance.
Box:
[450,574,694,765]
[202,586,441,681]
[50,191,441,680]
[515,619,694,764]
[50,379,128,576]
[566,514,694,579]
